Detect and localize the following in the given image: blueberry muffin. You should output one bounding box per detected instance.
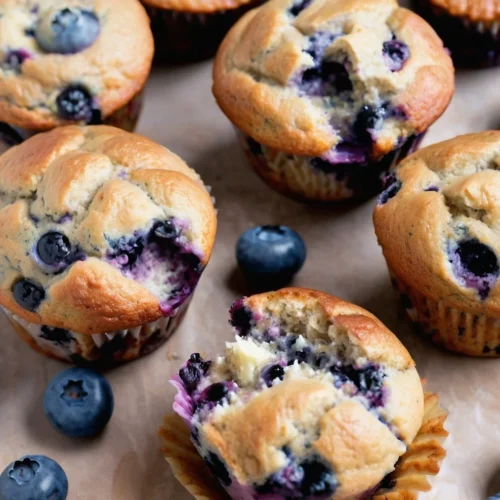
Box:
[374,131,500,357]
[171,288,425,498]
[0,125,217,364]
[418,0,500,67]
[0,0,154,152]
[142,0,263,63]
[213,0,455,202]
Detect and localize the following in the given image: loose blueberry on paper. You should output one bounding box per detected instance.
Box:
[0,455,68,500]
[236,225,306,290]
[44,368,114,438]
[487,495,500,499]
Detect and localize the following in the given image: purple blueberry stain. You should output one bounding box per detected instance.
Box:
[204,452,231,486]
[229,300,254,336]
[448,238,499,299]
[383,38,410,72]
[4,49,32,70]
[353,105,386,145]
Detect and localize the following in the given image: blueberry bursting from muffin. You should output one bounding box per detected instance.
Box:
[172,290,424,499]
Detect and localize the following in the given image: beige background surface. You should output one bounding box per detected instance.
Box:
[2,16,500,500]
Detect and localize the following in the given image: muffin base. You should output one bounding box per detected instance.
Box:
[160,391,448,499]
[390,271,500,357]
[145,4,263,63]
[418,0,500,68]
[237,132,425,202]
[3,297,190,365]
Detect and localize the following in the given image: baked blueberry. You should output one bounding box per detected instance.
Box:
[35,8,100,54]
[261,364,285,386]
[456,239,499,277]
[236,225,306,290]
[204,452,231,486]
[43,367,114,438]
[354,105,386,144]
[179,353,212,393]
[153,219,179,240]
[383,39,410,72]
[300,459,337,496]
[56,85,101,123]
[37,232,72,266]
[5,49,32,70]
[0,455,68,500]
[204,383,229,403]
[379,173,402,204]
[12,279,45,311]
[229,301,254,336]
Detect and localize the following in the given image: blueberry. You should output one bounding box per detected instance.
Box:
[204,452,231,486]
[383,39,410,72]
[378,173,402,204]
[0,455,68,500]
[289,0,311,15]
[40,326,73,345]
[300,459,337,496]
[205,383,228,403]
[236,226,306,290]
[43,368,114,438]
[36,8,100,54]
[5,49,32,70]
[261,364,285,386]
[353,105,386,144]
[456,239,499,277]
[37,232,71,266]
[229,302,253,336]
[179,353,212,393]
[12,279,45,311]
[56,84,101,123]
[153,219,179,239]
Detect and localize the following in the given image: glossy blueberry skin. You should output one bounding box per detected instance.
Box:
[0,455,68,500]
[12,279,45,311]
[36,8,100,54]
[37,232,72,266]
[456,239,499,277]
[56,85,101,123]
[43,368,114,438]
[236,226,306,289]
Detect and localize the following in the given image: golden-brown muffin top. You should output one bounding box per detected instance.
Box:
[0,125,217,334]
[0,0,153,130]
[142,0,254,14]
[374,131,500,315]
[427,0,500,22]
[173,288,424,498]
[213,0,454,160]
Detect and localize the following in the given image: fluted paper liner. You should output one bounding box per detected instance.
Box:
[159,391,448,499]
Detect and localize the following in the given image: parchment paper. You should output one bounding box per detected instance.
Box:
[1,19,500,500]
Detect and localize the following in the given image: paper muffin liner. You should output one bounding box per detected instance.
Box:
[145,3,263,63]
[3,297,190,365]
[159,391,448,499]
[418,0,500,68]
[237,131,425,203]
[390,270,500,357]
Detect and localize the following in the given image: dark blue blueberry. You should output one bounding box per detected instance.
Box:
[300,61,353,96]
[36,8,100,54]
[56,84,101,123]
[424,185,439,192]
[383,39,410,72]
[5,49,32,70]
[37,232,72,266]
[40,326,73,345]
[204,452,231,486]
[456,239,499,277]
[229,301,253,336]
[329,365,350,387]
[236,225,306,290]
[179,353,212,393]
[0,122,23,147]
[13,279,45,311]
[289,0,311,15]
[261,364,285,386]
[353,105,386,144]
[0,455,68,500]
[153,219,179,240]
[43,367,114,438]
[204,383,228,403]
[300,459,337,497]
[378,173,402,205]
[288,348,311,365]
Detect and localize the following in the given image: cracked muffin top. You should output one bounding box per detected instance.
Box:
[0,0,153,130]
[0,125,217,334]
[426,0,500,23]
[213,0,454,161]
[374,131,500,313]
[173,288,424,499]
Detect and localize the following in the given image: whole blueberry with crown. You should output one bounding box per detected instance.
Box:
[213,0,454,202]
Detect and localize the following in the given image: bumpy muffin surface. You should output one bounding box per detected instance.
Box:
[142,0,255,14]
[425,0,500,22]
[374,131,500,313]
[213,0,454,160]
[0,0,153,129]
[0,125,217,334]
[173,288,424,499]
